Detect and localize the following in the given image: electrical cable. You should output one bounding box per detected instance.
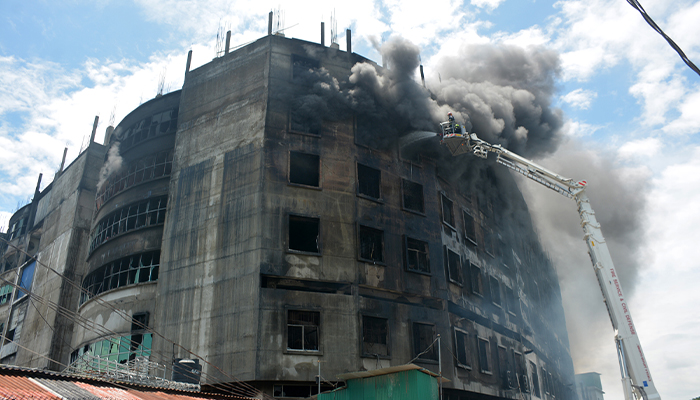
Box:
[626,0,700,77]
[0,276,261,400]
[0,237,271,399]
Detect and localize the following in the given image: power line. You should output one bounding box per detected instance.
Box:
[0,275,261,400]
[0,237,272,399]
[626,0,700,77]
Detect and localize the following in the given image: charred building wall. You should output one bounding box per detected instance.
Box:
[0,33,575,400]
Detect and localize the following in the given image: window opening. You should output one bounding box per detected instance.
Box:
[470,264,483,296]
[463,210,477,244]
[445,247,462,284]
[490,276,502,306]
[405,237,429,273]
[89,196,168,253]
[16,261,36,301]
[0,285,12,305]
[484,228,496,257]
[359,225,384,263]
[498,345,514,388]
[289,151,320,187]
[402,179,424,213]
[357,163,381,199]
[515,352,528,392]
[362,316,389,356]
[441,194,455,227]
[478,337,491,373]
[454,329,471,369]
[80,251,160,305]
[287,310,320,351]
[274,384,329,398]
[531,361,541,397]
[412,323,438,361]
[505,286,518,316]
[288,215,320,253]
[129,312,149,360]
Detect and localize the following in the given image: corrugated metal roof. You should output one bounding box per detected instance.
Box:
[33,377,102,399]
[0,365,253,400]
[0,374,60,400]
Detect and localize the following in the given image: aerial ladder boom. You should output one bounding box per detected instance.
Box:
[439,123,660,400]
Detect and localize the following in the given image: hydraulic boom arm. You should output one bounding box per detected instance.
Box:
[439,123,659,400]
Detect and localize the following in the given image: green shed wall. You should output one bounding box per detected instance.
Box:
[319,370,438,400]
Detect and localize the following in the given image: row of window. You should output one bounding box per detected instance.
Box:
[288,152,427,214]
[116,108,178,151]
[287,152,497,259]
[285,310,553,396]
[89,196,168,254]
[287,214,518,311]
[79,251,160,305]
[96,150,174,210]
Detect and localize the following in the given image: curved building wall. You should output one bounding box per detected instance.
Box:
[74,91,181,356]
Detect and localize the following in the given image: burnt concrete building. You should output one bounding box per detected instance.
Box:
[0,29,576,400]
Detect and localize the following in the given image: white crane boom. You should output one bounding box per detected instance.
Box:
[439,122,660,400]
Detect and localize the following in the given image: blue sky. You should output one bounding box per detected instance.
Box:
[1,1,699,399]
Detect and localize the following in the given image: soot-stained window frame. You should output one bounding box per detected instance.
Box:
[356,163,382,201]
[287,214,321,255]
[477,337,492,374]
[405,236,430,275]
[286,309,321,353]
[454,328,472,370]
[402,179,425,214]
[412,322,438,363]
[288,151,321,189]
[463,209,477,246]
[358,224,385,264]
[531,361,541,397]
[484,227,496,258]
[441,193,456,229]
[444,246,463,285]
[490,276,502,308]
[361,315,390,358]
[470,263,484,297]
[505,285,518,317]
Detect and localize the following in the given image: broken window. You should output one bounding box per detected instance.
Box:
[454,329,471,369]
[505,286,518,316]
[402,179,424,213]
[405,237,429,273]
[80,251,160,305]
[531,361,541,397]
[463,210,477,245]
[444,247,462,285]
[288,215,320,254]
[412,323,438,361]
[498,345,514,388]
[289,151,320,187]
[484,228,496,257]
[490,276,502,307]
[357,163,381,199]
[89,196,168,253]
[359,225,384,263]
[470,263,483,296]
[441,194,455,227]
[0,285,12,305]
[16,261,36,301]
[287,310,320,351]
[515,352,528,392]
[478,337,491,373]
[362,316,389,357]
[130,312,149,360]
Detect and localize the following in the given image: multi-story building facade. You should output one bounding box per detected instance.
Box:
[0,30,576,400]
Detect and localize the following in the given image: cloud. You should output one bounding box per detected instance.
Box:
[470,0,506,11]
[617,137,661,160]
[561,88,597,109]
[552,0,700,134]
